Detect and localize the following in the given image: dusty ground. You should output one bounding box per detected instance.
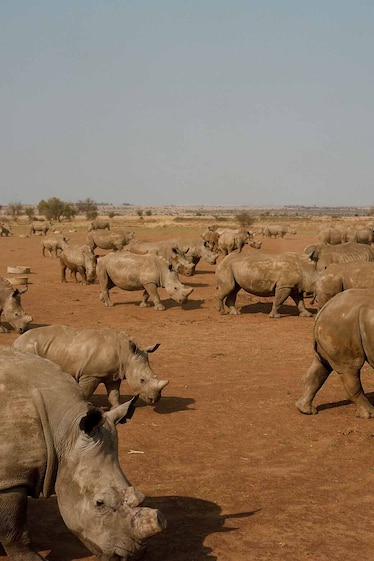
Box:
[0,220,373,561]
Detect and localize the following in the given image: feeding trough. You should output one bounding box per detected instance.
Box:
[7,266,31,274]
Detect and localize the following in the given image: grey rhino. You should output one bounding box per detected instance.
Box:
[126,240,195,276]
[295,288,374,419]
[0,277,32,333]
[97,252,193,310]
[263,224,296,238]
[29,221,51,236]
[41,235,69,257]
[169,238,219,270]
[346,226,374,245]
[0,346,166,561]
[13,324,169,408]
[87,230,135,252]
[60,244,97,284]
[315,261,374,308]
[217,229,258,256]
[317,226,346,245]
[305,242,374,271]
[88,219,111,231]
[216,252,319,318]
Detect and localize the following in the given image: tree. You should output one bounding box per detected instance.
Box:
[8,201,23,221]
[235,211,255,228]
[75,197,98,218]
[38,198,66,221]
[24,207,36,222]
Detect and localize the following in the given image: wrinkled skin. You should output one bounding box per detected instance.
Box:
[60,244,97,284]
[216,252,319,318]
[97,252,193,310]
[13,325,169,408]
[306,242,374,271]
[0,347,166,561]
[315,261,374,308]
[296,288,374,419]
[126,240,195,276]
[0,278,32,333]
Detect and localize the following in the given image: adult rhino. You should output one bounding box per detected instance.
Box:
[97,252,193,310]
[217,229,260,255]
[295,288,374,419]
[126,240,195,276]
[29,221,51,236]
[41,235,69,257]
[314,261,374,308]
[60,244,97,284]
[13,325,169,408]
[317,226,346,245]
[169,238,219,270]
[88,219,110,231]
[305,242,374,271]
[0,277,32,333]
[0,346,166,561]
[87,230,135,253]
[263,224,296,238]
[346,226,374,245]
[216,252,319,318]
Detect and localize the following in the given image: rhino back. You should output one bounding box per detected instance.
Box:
[99,252,162,288]
[0,346,87,497]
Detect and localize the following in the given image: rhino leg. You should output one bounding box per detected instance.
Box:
[295,356,332,415]
[0,487,45,561]
[225,286,241,315]
[104,379,122,408]
[270,286,292,318]
[291,291,313,317]
[339,370,374,419]
[140,285,165,310]
[78,375,101,399]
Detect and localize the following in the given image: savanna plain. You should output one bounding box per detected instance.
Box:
[0,213,373,561]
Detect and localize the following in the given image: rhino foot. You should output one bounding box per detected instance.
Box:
[299,310,313,318]
[139,302,151,308]
[228,308,241,315]
[355,406,374,419]
[154,304,166,311]
[295,399,318,415]
[0,325,10,333]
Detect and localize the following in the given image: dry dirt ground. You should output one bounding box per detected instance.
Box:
[0,221,373,561]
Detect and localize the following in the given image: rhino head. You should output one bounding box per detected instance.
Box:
[55,397,166,560]
[3,286,33,333]
[125,340,169,405]
[164,265,194,304]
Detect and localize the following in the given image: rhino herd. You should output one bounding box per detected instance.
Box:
[1,221,374,560]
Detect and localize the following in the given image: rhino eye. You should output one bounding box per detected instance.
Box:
[95,499,105,507]
[140,378,145,384]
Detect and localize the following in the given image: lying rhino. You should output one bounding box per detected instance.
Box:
[216,252,319,317]
[0,277,32,333]
[0,346,166,561]
[315,261,374,308]
[295,288,374,418]
[97,252,193,310]
[13,325,169,408]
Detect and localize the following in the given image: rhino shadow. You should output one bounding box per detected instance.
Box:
[240,301,316,317]
[143,495,260,561]
[316,392,374,413]
[91,394,196,414]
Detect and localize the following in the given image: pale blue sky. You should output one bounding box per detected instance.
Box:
[1,1,373,207]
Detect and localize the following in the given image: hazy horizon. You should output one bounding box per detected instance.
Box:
[2,2,374,208]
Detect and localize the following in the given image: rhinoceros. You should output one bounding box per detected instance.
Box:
[305,242,374,271]
[0,346,166,561]
[29,220,51,236]
[169,238,219,269]
[217,229,259,255]
[60,244,97,284]
[126,240,195,276]
[88,219,111,231]
[314,261,374,308]
[87,230,135,252]
[41,235,69,257]
[13,325,169,408]
[0,277,32,333]
[97,252,194,310]
[216,252,319,317]
[317,226,346,245]
[346,226,374,245]
[263,224,296,238]
[295,288,374,419]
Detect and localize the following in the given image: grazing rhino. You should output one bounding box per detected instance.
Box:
[60,244,97,284]
[0,346,166,561]
[88,219,111,231]
[216,252,319,318]
[41,235,69,257]
[168,238,219,270]
[314,261,374,308]
[295,288,374,419]
[305,242,374,271]
[97,252,193,310]
[13,325,169,408]
[87,230,135,252]
[126,240,195,276]
[0,277,32,333]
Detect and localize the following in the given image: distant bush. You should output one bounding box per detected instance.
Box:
[235,211,255,227]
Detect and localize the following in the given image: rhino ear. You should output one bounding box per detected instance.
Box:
[79,406,104,435]
[144,343,160,353]
[106,395,139,425]
[128,339,138,354]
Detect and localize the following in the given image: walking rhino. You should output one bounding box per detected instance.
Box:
[0,277,32,333]
[13,325,169,408]
[216,252,319,317]
[295,288,374,418]
[0,346,166,561]
[97,252,193,310]
[314,261,374,308]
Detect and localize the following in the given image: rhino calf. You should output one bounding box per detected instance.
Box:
[296,288,374,419]
[0,347,166,561]
[0,277,32,333]
[13,325,169,408]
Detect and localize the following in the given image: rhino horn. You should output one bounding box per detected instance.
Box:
[144,343,160,353]
[158,379,169,390]
[131,507,167,539]
[124,485,145,507]
[106,395,139,425]
[185,287,194,296]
